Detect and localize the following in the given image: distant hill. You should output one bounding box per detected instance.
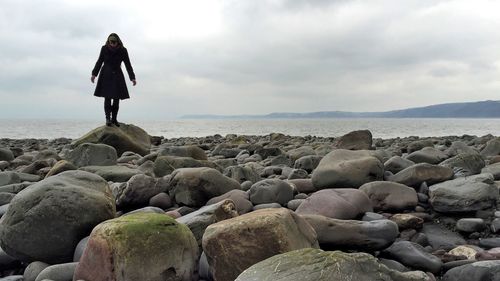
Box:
[181,100,500,119]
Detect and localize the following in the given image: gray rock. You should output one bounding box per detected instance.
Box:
[286,199,304,211]
[442,260,500,281]
[223,164,261,184]
[73,236,89,262]
[235,248,430,281]
[293,155,322,173]
[296,188,373,219]
[407,140,434,153]
[253,203,282,210]
[0,182,32,194]
[384,156,415,174]
[249,179,295,206]
[79,165,142,182]
[0,246,19,270]
[213,158,237,170]
[0,276,23,281]
[153,155,218,177]
[478,238,500,249]
[254,147,283,159]
[206,189,253,215]
[112,174,168,208]
[440,153,485,177]
[421,224,466,251]
[388,163,454,187]
[445,141,479,157]
[33,150,61,162]
[481,162,500,180]
[381,241,443,273]
[362,212,386,221]
[359,181,418,211]
[0,170,116,263]
[429,173,498,213]
[168,167,241,207]
[286,179,316,193]
[335,130,373,150]
[405,147,448,164]
[312,149,384,189]
[491,218,500,233]
[158,145,207,160]
[35,262,78,281]
[481,138,500,158]
[0,172,21,187]
[0,148,14,162]
[24,261,50,281]
[456,218,486,233]
[148,192,173,210]
[286,146,316,162]
[302,214,399,251]
[0,192,15,205]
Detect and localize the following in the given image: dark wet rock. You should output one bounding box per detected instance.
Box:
[429,173,498,213]
[456,218,486,233]
[422,224,466,251]
[312,149,384,189]
[440,153,485,177]
[301,214,398,251]
[381,241,443,273]
[479,238,500,249]
[72,123,151,156]
[235,248,430,281]
[442,260,500,281]
[296,188,373,219]
[202,208,319,281]
[254,147,283,159]
[388,163,454,187]
[0,170,116,263]
[359,181,418,211]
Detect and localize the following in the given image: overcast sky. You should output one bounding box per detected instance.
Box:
[2,0,500,120]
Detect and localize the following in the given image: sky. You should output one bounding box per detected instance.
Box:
[2,0,500,120]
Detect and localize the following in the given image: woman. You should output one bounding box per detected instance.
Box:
[91,33,136,127]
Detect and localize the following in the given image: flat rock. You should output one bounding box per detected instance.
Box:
[359,181,418,211]
[79,165,142,182]
[65,143,117,167]
[405,147,448,164]
[388,163,454,187]
[422,223,466,251]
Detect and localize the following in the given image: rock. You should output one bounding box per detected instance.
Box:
[255,147,283,159]
[34,262,78,281]
[206,189,253,215]
[448,245,480,260]
[253,202,282,210]
[456,218,486,233]
[359,181,418,211]
[293,155,322,173]
[0,246,19,270]
[445,141,479,157]
[481,162,500,180]
[312,149,384,189]
[442,260,500,281]
[381,241,443,273]
[0,192,15,205]
[158,145,207,160]
[202,208,319,281]
[405,147,448,164]
[480,138,500,158]
[79,165,142,182]
[407,139,434,153]
[213,158,237,170]
[223,164,262,184]
[478,238,500,249]
[388,163,454,187]
[440,153,485,177]
[235,248,431,281]
[0,276,23,281]
[65,143,117,167]
[153,156,218,177]
[286,179,316,194]
[390,214,424,230]
[422,224,466,251]
[295,188,373,219]
[148,192,173,210]
[168,167,241,207]
[73,236,89,262]
[335,130,373,150]
[24,261,49,281]
[301,214,398,251]
[286,146,316,162]
[0,170,116,263]
[44,160,77,178]
[0,148,14,162]
[74,212,198,281]
[177,199,238,248]
[248,179,294,206]
[429,173,498,213]
[0,182,32,194]
[384,156,415,174]
[286,199,304,211]
[72,124,151,156]
[112,174,168,208]
[0,172,21,187]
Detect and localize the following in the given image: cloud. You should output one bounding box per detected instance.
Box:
[2,0,500,119]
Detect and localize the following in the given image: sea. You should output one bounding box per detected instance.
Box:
[1,118,500,140]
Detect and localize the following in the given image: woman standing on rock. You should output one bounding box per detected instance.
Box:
[91,33,136,127]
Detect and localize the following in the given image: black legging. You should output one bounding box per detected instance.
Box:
[104,98,120,119]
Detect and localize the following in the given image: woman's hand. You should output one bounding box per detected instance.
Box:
[91,76,96,83]
[132,79,137,86]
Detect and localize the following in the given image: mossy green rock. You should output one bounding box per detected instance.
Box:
[74,212,198,281]
[72,124,151,156]
[236,248,431,281]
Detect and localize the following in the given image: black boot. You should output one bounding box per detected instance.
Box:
[111,108,120,127]
[106,117,112,126]
[104,98,112,126]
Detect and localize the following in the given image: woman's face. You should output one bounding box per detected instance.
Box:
[109,38,118,47]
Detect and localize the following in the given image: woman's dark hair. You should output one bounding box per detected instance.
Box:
[106,33,124,47]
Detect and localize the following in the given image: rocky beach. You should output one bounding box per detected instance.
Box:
[1,124,500,280]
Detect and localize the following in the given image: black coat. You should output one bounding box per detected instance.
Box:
[92,45,135,99]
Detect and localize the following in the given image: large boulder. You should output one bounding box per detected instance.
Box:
[301,214,399,251]
[335,130,373,150]
[65,143,117,167]
[440,153,485,177]
[295,188,373,219]
[168,167,241,207]
[429,173,498,213]
[202,208,319,281]
[445,141,479,157]
[248,179,294,206]
[312,149,384,189]
[236,248,431,281]
[0,170,116,263]
[74,212,198,281]
[112,174,169,208]
[388,163,454,187]
[71,124,151,156]
[359,181,418,211]
[158,145,207,160]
